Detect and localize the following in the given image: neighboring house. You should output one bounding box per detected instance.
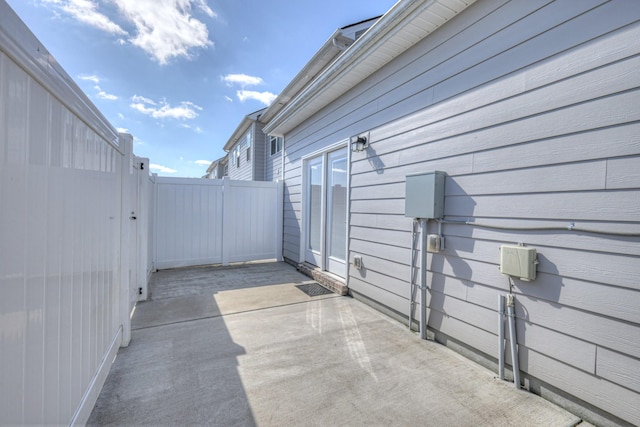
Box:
[223,108,279,181]
[203,155,228,179]
[263,1,640,426]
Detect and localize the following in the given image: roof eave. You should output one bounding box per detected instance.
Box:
[259,29,348,126]
[222,108,266,152]
[263,0,476,136]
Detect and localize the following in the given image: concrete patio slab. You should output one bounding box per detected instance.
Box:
[89,262,582,426]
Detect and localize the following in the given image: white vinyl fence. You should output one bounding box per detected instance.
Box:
[153,177,283,269]
[0,4,150,425]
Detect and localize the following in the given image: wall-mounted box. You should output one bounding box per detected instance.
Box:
[500,245,537,281]
[404,171,446,219]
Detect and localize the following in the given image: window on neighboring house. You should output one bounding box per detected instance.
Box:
[231,150,236,166]
[270,135,283,156]
[236,145,241,168]
[223,163,228,176]
[246,133,251,161]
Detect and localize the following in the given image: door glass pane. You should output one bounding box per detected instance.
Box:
[328,156,347,261]
[308,160,322,252]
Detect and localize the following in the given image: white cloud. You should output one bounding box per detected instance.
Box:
[53,0,128,35]
[131,94,157,105]
[130,95,202,120]
[237,90,277,106]
[150,164,177,174]
[222,73,264,87]
[95,86,118,100]
[194,160,211,166]
[194,0,216,18]
[118,113,125,119]
[78,74,101,84]
[113,0,214,64]
[224,95,233,102]
[42,0,215,64]
[116,127,128,133]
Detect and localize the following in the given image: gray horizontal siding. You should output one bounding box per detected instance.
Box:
[253,124,266,181]
[227,129,252,181]
[281,0,640,424]
[265,134,283,182]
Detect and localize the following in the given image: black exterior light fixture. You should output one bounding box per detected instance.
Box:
[350,135,368,152]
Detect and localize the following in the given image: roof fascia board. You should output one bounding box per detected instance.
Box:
[259,29,346,125]
[222,108,265,151]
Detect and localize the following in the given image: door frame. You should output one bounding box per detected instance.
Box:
[300,139,350,279]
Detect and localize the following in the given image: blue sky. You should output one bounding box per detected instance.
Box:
[6,0,397,177]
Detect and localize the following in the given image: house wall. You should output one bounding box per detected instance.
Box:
[227,129,253,181]
[253,121,267,181]
[227,123,270,182]
[0,3,131,424]
[281,1,640,425]
[266,135,283,182]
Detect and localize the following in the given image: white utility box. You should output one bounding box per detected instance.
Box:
[404,171,446,219]
[500,245,537,281]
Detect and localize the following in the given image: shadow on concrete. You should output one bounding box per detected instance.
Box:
[88,291,256,426]
[89,261,328,426]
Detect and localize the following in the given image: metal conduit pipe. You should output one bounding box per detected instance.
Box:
[507,294,520,389]
[437,218,640,237]
[420,218,428,340]
[498,295,505,380]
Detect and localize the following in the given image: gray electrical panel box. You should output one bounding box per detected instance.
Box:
[404,171,446,219]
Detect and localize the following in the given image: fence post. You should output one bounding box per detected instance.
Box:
[151,173,158,273]
[275,180,284,261]
[221,177,231,266]
[118,133,133,347]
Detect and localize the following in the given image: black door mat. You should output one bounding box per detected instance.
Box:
[296,282,334,297]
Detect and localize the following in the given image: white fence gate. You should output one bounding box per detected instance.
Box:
[153,177,283,269]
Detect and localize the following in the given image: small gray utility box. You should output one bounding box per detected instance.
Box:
[404,171,446,219]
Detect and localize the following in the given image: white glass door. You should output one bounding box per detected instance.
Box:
[325,148,347,276]
[303,147,348,278]
[305,156,323,267]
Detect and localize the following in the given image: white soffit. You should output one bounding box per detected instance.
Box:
[264,0,476,136]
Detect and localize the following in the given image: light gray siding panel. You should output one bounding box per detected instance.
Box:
[253,123,267,181]
[442,221,640,257]
[429,310,497,358]
[349,213,413,232]
[365,89,640,166]
[348,266,409,300]
[515,295,640,359]
[596,347,640,393]
[265,136,283,182]
[606,156,640,189]
[521,348,640,426]
[349,253,408,286]
[227,129,253,181]
[350,226,409,248]
[516,322,597,374]
[445,190,640,222]
[351,199,404,215]
[438,236,640,290]
[448,161,607,196]
[429,291,495,334]
[350,238,409,266]
[351,153,474,182]
[471,122,640,174]
[349,277,408,316]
